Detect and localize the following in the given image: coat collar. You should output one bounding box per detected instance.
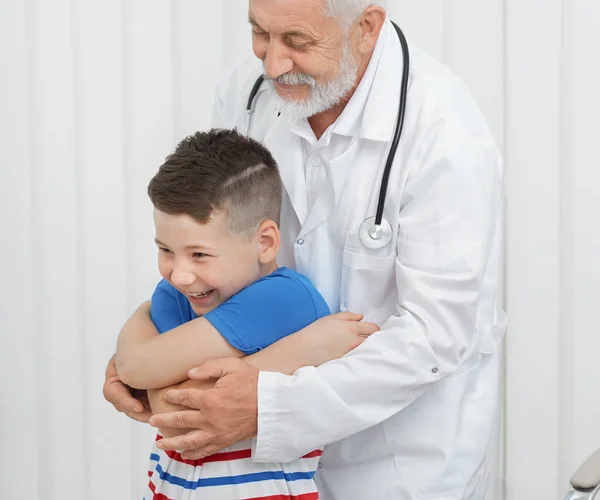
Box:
[262,112,308,228]
[360,18,408,142]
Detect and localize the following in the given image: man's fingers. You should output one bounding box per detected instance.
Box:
[164,388,204,408]
[149,409,202,429]
[188,357,246,380]
[181,444,221,460]
[156,429,210,452]
[331,311,364,322]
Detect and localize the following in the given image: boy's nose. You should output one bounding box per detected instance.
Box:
[171,271,196,287]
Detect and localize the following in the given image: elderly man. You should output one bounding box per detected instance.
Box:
[105,0,507,498]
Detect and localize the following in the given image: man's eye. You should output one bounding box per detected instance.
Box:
[286,39,310,50]
[193,252,207,259]
[253,30,268,38]
[159,247,171,254]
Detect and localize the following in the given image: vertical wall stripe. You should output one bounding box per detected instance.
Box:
[0,0,39,497]
[28,0,43,496]
[70,0,90,492]
[122,0,136,495]
[31,0,88,496]
[559,0,600,489]
[504,0,563,496]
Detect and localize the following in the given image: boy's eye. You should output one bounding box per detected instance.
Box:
[193,252,207,259]
[159,247,171,254]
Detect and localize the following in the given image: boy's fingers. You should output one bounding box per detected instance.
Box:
[356,321,380,336]
[124,409,152,424]
[331,311,364,322]
[104,379,139,412]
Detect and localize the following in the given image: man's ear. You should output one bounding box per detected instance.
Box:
[355,6,386,54]
[257,219,280,264]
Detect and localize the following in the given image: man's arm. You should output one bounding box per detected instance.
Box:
[249,136,506,462]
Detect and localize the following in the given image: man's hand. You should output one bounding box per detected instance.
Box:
[103,355,152,423]
[149,358,259,460]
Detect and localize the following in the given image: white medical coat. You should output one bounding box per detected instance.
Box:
[211,19,507,500]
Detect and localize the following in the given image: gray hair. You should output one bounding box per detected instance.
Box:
[324,0,386,29]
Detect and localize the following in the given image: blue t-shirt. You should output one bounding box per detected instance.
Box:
[150,267,330,354]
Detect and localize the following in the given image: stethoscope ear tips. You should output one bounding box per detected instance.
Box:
[359,216,393,249]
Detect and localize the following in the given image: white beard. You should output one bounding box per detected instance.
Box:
[263,37,358,119]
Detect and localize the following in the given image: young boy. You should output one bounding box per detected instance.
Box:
[115,129,352,500]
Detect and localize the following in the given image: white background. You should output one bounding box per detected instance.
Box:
[1,1,598,499]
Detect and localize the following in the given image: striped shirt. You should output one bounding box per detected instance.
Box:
[144,434,321,500]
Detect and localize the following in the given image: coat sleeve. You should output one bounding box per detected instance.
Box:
[252,116,506,463]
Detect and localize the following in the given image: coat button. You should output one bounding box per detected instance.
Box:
[297,238,305,245]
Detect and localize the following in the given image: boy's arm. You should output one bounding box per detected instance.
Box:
[115,302,243,390]
[116,275,316,391]
[117,277,373,391]
[146,326,340,438]
[116,300,334,390]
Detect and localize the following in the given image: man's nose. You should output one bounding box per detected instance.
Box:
[263,41,293,80]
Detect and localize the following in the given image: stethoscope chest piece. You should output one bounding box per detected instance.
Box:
[359,216,393,249]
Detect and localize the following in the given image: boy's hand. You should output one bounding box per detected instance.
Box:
[103,355,152,423]
[296,311,379,366]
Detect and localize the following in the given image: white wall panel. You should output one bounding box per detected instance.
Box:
[388,0,447,62]
[504,0,600,497]
[504,0,563,493]
[0,0,39,498]
[559,0,600,493]
[31,0,88,497]
[123,2,177,495]
[74,1,134,498]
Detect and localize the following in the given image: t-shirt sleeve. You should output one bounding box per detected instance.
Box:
[203,274,327,354]
[150,280,190,334]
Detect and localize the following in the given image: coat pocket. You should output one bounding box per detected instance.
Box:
[340,234,398,324]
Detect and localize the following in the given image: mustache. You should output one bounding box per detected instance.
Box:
[264,71,316,86]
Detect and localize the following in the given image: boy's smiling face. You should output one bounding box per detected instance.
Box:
[153,208,278,316]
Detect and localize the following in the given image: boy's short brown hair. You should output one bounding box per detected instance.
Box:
[148,129,282,234]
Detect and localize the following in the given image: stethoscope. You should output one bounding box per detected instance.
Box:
[245,21,409,249]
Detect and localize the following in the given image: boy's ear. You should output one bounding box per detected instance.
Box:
[257,219,280,264]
